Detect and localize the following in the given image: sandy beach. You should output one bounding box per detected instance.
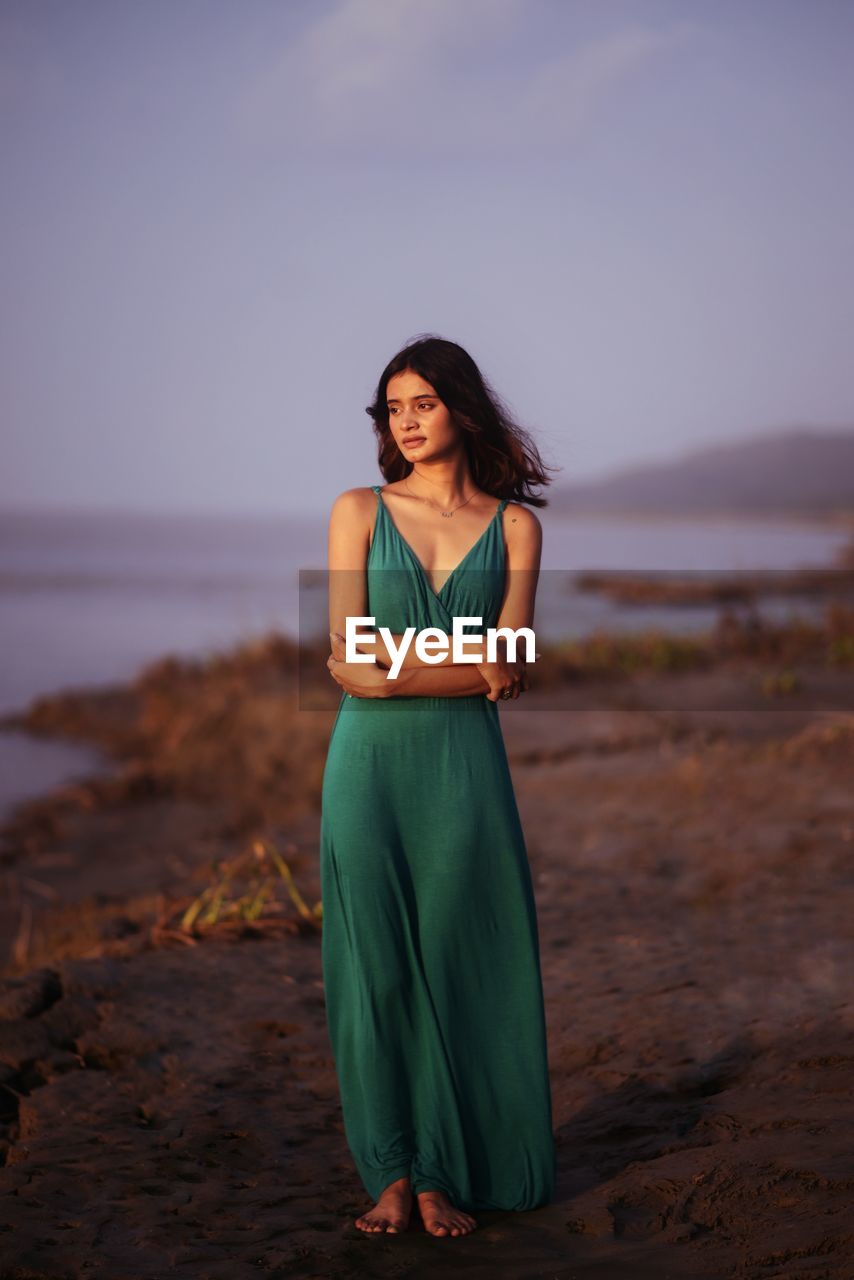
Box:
[1,609,853,1279]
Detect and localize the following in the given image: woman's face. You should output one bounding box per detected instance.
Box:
[386,369,458,462]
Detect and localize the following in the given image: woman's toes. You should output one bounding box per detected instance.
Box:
[356,1215,385,1231]
[450,1214,474,1234]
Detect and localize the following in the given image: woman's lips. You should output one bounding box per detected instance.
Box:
[403,436,426,447]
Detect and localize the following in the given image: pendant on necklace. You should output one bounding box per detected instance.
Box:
[441,511,453,518]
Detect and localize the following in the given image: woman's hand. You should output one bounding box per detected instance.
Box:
[476,635,529,702]
[327,631,392,699]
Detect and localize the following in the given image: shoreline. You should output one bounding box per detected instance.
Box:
[2,591,853,822]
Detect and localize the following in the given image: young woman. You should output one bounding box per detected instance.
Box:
[320,334,556,1238]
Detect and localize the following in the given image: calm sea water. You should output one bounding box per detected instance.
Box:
[1,505,850,819]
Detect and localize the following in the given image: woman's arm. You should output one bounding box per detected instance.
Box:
[326,495,542,700]
[492,502,542,640]
[327,633,496,696]
[389,661,492,697]
[340,627,466,670]
[327,488,373,639]
[341,499,543,672]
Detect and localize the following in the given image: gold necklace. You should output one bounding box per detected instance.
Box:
[404,474,478,518]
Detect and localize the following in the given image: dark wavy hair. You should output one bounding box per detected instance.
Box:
[365,334,559,507]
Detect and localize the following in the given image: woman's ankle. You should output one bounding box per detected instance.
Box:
[381,1174,412,1195]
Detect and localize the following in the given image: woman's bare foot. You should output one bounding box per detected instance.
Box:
[416,1188,478,1237]
[354,1175,413,1233]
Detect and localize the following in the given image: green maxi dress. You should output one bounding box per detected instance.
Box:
[319,484,556,1213]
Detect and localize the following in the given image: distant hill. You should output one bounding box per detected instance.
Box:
[550,428,854,519]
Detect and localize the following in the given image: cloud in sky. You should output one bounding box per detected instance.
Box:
[235,0,701,153]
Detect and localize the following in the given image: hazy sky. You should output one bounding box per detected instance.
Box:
[2,0,853,516]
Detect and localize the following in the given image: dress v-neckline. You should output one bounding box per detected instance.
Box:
[374,486,503,600]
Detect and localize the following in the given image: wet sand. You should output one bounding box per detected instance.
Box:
[0,627,852,1278]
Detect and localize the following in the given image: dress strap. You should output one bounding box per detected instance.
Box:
[497,497,508,514]
[368,485,383,550]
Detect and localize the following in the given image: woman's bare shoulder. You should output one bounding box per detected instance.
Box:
[503,501,542,536]
[328,486,377,517]
[501,502,543,568]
